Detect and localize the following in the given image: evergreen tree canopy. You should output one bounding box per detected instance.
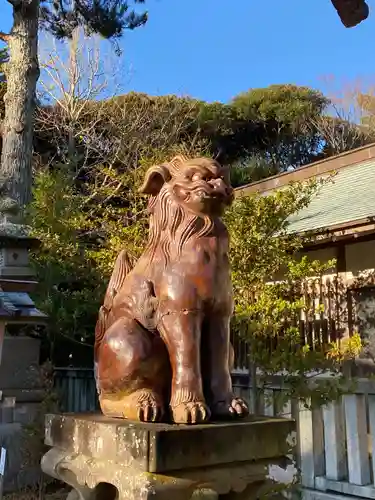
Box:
[39,0,147,39]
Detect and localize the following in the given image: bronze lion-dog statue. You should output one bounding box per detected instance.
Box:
[94,155,249,424]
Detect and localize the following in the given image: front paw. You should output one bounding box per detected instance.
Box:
[171,400,211,424]
[136,391,164,423]
[211,396,249,419]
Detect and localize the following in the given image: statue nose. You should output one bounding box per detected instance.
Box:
[211,178,231,195]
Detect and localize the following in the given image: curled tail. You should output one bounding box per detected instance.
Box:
[94,250,134,362]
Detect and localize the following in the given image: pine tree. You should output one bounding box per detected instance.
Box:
[0,0,147,209]
[40,0,147,40]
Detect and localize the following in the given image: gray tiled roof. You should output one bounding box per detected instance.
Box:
[0,291,48,321]
[287,159,375,233]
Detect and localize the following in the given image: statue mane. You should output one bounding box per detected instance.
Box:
[144,185,215,268]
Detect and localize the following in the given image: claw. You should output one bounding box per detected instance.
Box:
[191,405,197,423]
[135,391,164,423]
[235,404,243,414]
[200,404,207,421]
[137,407,143,421]
[231,397,249,417]
[144,405,150,422]
[211,396,249,419]
[171,400,211,424]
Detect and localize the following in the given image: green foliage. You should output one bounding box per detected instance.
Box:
[39,0,147,40]
[225,180,361,406]
[34,85,334,181]
[34,92,210,174]
[232,84,327,124]
[28,142,205,365]
[28,169,106,364]
[231,84,328,169]
[229,155,279,188]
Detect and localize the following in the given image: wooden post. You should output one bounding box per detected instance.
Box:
[322,400,347,481]
[366,395,375,487]
[344,394,371,485]
[297,400,325,489]
[263,388,275,416]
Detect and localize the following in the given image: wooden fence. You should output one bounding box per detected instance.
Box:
[229,276,350,375]
[235,378,375,500]
[54,367,99,413]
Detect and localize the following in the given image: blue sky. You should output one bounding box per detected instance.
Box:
[1,0,375,103]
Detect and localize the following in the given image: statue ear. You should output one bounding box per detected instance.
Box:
[138,164,172,195]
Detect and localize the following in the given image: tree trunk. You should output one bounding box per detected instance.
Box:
[0,0,40,209]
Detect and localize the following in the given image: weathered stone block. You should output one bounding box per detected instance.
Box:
[42,413,295,499]
[0,336,41,390]
[0,422,40,492]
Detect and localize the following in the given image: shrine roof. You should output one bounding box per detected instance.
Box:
[234,144,375,236]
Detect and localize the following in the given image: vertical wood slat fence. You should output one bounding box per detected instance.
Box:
[54,367,99,413]
[234,379,375,500]
[230,275,353,371]
[233,272,368,369]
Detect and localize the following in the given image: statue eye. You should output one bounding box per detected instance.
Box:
[192,173,202,181]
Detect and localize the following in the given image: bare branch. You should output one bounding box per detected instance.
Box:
[308,75,375,156]
[34,29,207,224]
[0,32,10,43]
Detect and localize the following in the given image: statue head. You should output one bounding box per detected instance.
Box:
[139,156,234,217]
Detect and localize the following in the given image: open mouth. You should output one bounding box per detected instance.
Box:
[177,181,232,205]
[196,188,226,200]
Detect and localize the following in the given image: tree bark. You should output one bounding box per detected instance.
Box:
[0,0,40,209]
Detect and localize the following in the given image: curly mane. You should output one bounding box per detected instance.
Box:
[144,186,215,268]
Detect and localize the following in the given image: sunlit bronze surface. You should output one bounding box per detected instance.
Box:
[94,156,248,424]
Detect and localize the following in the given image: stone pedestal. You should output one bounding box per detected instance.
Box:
[41,413,295,500]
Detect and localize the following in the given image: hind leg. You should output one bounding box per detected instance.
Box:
[97,316,170,422]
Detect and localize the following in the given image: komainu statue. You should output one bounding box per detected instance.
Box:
[94,156,248,424]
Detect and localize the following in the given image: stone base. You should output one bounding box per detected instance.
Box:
[0,422,41,492]
[41,413,295,500]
